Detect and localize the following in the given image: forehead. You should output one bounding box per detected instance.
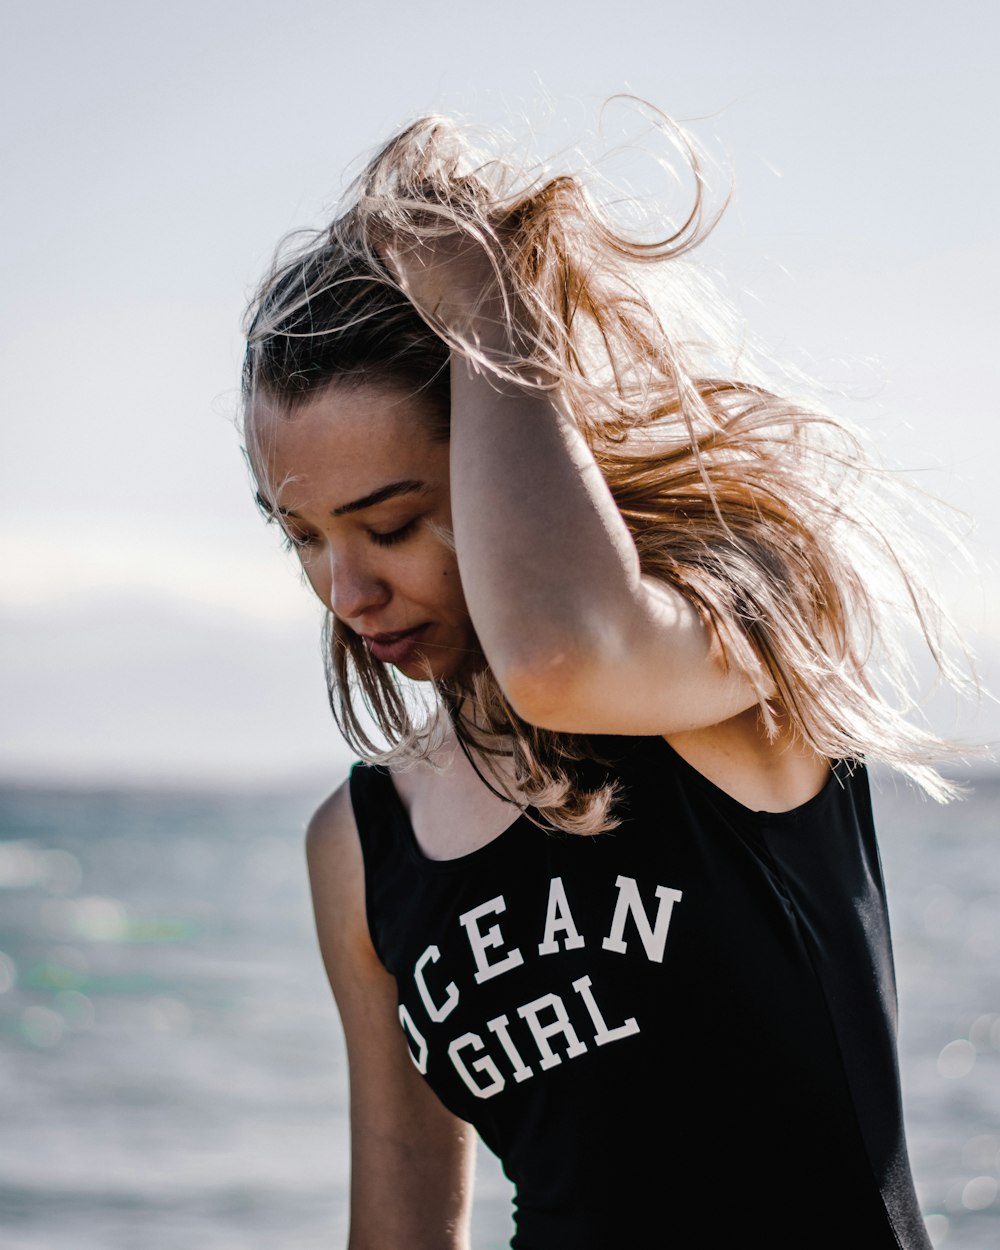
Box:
[250,383,446,510]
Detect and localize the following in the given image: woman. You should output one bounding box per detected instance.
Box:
[242,111,968,1248]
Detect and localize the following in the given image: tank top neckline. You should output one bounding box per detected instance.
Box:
[365,735,848,871]
[656,734,847,827]
[369,761,537,874]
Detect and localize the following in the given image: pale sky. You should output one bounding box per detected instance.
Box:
[1,0,997,786]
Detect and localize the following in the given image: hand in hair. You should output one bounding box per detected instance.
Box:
[380,223,538,372]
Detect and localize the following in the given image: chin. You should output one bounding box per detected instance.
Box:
[402,649,478,685]
[397,660,438,682]
[394,648,448,682]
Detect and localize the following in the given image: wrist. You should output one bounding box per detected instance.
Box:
[450,344,561,397]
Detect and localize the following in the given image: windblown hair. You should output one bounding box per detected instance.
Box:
[243,106,976,833]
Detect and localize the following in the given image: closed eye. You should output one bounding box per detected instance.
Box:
[369,519,419,548]
[255,492,315,553]
[281,526,320,553]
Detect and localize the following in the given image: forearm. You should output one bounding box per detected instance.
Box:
[448,350,645,701]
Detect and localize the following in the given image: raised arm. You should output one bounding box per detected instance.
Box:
[385,235,763,738]
[306,784,476,1250]
[448,355,761,736]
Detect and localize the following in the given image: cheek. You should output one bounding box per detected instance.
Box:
[439,557,468,610]
[301,561,332,607]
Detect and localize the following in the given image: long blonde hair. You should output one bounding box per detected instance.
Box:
[243,107,978,832]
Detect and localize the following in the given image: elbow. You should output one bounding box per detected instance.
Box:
[493,637,606,732]
[485,592,644,731]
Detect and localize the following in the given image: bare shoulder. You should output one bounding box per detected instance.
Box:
[306,778,359,876]
[306,780,362,905]
[305,777,383,983]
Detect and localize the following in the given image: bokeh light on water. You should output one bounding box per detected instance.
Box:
[0,773,996,1249]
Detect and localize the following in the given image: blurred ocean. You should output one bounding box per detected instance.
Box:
[0,768,997,1250]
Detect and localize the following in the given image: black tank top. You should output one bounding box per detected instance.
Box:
[349,735,931,1249]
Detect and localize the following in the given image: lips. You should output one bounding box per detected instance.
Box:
[362,624,430,666]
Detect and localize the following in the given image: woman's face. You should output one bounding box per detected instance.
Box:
[252,383,477,681]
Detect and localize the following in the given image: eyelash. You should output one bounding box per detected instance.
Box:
[278,519,419,553]
[369,519,418,547]
[280,531,314,553]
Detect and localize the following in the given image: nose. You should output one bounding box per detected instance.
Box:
[324,548,390,623]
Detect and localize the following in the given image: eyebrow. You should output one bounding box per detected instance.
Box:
[331,479,430,516]
[255,479,430,521]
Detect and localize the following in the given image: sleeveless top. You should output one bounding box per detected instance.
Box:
[349,735,931,1250]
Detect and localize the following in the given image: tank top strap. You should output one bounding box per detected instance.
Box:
[348,760,410,968]
[349,759,391,838]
